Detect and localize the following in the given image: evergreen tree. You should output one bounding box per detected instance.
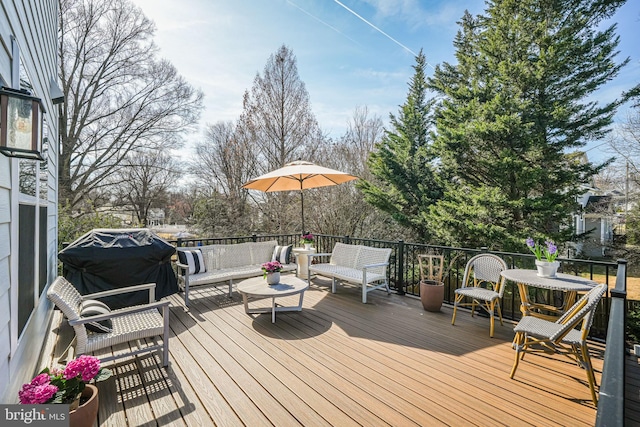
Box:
[359,50,442,241]
[427,0,629,251]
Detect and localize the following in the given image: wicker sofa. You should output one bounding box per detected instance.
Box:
[176,240,296,307]
[307,242,392,303]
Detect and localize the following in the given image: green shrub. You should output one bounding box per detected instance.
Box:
[628,304,640,344]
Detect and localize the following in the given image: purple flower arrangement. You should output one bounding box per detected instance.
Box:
[19,355,112,405]
[526,237,558,262]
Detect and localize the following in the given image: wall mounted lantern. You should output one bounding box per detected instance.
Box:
[0,86,45,161]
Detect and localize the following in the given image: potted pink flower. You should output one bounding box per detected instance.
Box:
[262,261,283,285]
[19,355,112,426]
[300,233,314,249]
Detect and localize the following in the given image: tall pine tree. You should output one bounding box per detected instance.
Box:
[359,50,441,241]
[427,0,629,251]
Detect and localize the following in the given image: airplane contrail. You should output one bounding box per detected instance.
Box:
[287,1,362,46]
[333,0,418,57]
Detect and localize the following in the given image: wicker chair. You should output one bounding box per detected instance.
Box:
[510,283,607,406]
[47,276,171,366]
[451,253,508,337]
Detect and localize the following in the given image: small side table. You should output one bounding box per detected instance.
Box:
[292,247,316,279]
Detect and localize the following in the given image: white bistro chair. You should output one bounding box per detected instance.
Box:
[510,283,607,406]
[451,253,508,337]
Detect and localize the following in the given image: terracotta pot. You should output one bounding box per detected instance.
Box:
[69,384,99,427]
[266,272,280,285]
[420,280,444,312]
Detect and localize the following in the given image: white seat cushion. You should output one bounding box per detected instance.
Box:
[185,269,237,286]
[513,315,583,345]
[184,264,297,287]
[310,264,386,284]
[454,287,499,301]
[85,307,164,353]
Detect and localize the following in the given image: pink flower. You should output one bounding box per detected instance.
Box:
[19,355,111,405]
[31,373,52,386]
[64,355,100,382]
[261,261,283,273]
[18,375,58,404]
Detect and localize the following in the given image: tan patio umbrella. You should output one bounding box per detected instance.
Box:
[242,160,358,234]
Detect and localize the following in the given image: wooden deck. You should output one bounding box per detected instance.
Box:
[42,276,640,426]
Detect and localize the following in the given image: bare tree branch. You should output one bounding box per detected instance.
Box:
[111,149,182,225]
[59,0,203,208]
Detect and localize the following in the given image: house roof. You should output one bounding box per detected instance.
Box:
[584,195,612,214]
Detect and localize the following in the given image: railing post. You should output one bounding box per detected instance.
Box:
[397,240,405,295]
[252,233,257,242]
[344,235,351,244]
[177,238,182,248]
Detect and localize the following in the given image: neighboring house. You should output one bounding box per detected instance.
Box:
[148,208,165,227]
[0,3,60,403]
[574,191,615,258]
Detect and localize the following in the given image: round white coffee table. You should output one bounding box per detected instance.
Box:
[236,275,309,323]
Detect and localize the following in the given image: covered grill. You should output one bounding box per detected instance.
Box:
[58,228,178,309]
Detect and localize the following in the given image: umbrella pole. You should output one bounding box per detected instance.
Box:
[300,190,305,235]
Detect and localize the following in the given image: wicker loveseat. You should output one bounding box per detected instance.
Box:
[176,240,297,306]
[308,242,392,303]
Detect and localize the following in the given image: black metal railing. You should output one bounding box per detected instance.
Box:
[174,233,300,247]
[596,259,627,426]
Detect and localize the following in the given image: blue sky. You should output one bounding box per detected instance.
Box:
[132,0,639,163]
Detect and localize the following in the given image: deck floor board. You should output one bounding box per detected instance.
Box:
[40,276,639,426]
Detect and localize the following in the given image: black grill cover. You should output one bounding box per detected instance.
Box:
[58,228,178,309]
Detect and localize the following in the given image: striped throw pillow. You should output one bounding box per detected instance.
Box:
[80,299,113,333]
[178,249,206,274]
[272,245,292,264]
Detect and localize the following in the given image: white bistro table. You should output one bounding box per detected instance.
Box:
[236,275,309,323]
[501,269,598,320]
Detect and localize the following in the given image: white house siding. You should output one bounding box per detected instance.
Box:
[0,1,59,403]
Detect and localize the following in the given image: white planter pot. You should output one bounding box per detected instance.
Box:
[266,272,280,285]
[304,243,312,250]
[535,260,560,278]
